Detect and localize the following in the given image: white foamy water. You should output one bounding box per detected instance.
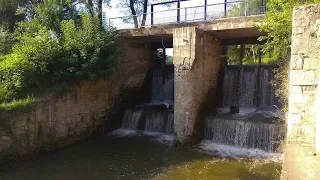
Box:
[108,128,175,145]
[108,128,138,136]
[198,140,283,161]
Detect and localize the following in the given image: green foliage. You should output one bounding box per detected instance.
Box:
[59,13,120,80]
[256,0,320,108]
[0,96,35,111]
[258,0,320,60]
[0,30,15,56]
[227,0,263,17]
[166,56,173,64]
[0,0,121,102]
[227,45,277,65]
[0,0,26,31]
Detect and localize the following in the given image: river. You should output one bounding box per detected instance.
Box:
[0,131,281,180]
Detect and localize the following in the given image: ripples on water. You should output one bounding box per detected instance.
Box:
[0,129,282,180]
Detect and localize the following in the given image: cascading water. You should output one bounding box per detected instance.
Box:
[222,66,277,108]
[151,65,174,103]
[119,64,174,135]
[204,114,285,152]
[121,107,174,134]
[203,65,285,154]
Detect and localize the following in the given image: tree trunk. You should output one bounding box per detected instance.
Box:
[141,0,148,27]
[87,0,95,17]
[129,0,138,28]
[98,0,103,28]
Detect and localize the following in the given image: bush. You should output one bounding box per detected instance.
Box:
[0,13,121,102]
[0,97,35,112]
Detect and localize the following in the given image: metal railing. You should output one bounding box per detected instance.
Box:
[109,0,267,29]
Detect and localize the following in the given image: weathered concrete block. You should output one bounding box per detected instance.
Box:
[288,113,302,125]
[291,54,304,70]
[302,85,317,94]
[303,57,319,70]
[290,70,318,86]
[174,28,223,144]
[290,86,303,94]
[289,4,320,145]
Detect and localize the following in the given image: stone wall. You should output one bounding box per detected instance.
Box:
[288,4,320,145]
[173,27,223,144]
[0,40,155,163]
[317,75,320,152]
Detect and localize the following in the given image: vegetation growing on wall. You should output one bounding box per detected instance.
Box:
[0,0,121,107]
[257,0,320,109]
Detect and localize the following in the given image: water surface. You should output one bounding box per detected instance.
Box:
[0,133,281,180]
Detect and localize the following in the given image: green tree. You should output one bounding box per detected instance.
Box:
[257,0,320,107]
[0,0,120,102]
[0,0,27,31]
[117,0,171,28]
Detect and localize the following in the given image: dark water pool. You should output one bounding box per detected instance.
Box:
[0,133,281,180]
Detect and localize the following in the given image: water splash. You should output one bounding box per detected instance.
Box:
[204,115,286,152]
[198,140,283,161]
[121,109,143,129]
[120,107,174,134]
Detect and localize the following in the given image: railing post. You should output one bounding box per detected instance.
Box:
[224,0,227,17]
[151,5,154,26]
[245,0,249,16]
[177,1,181,22]
[204,0,207,20]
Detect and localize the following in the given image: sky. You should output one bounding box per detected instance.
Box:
[105,0,227,18]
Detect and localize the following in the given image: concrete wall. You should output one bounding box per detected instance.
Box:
[0,40,154,163]
[173,27,223,144]
[288,4,320,145]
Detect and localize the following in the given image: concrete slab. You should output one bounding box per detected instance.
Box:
[281,143,320,180]
[121,15,266,40]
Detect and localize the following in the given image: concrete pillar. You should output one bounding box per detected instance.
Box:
[173,27,223,144]
[282,5,320,180]
[288,4,320,145]
[316,76,320,153]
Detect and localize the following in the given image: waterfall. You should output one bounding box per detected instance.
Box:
[163,79,174,102]
[204,115,285,152]
[151,68,164,102]
[260,68,276,108]
[151,65,174,102]
[121,107,174,134]
[222,66,277,108]
[121,109,143,129]
[238,68,258,107]
[206,65,285,154]
[119,63,174,135]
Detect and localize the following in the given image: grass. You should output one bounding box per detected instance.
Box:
[0,97,35,111]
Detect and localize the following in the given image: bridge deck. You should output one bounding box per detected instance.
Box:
[121,16,266,46]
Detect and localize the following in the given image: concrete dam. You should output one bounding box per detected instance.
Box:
[1,1,320,179]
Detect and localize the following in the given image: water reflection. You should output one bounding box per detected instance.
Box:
[0,134,281,180]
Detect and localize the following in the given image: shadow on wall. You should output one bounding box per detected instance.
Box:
[104,84,150,132]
